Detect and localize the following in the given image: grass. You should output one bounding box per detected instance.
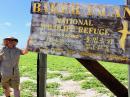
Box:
[20,80,37,97]
[80,77,111,96]
[81,78,104,89]
[99,61,128,85]
[19,52,37,80]
[47,82,78,97]
[0,52,128,97]
[62,72,92,81]
[62,92,78,97]
[47,72,63,79]
[47,82,60,95]
[47,55,87,73]
[21,81,37,92]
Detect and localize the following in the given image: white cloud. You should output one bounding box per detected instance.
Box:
[4,22,12,27]
[0,22,12,28]
[25,22,31,27]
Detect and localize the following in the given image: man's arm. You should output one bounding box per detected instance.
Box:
[0,46,4,61]
[20,37,30,55]
[21,49,28,55]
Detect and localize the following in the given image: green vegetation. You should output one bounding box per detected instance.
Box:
[0,52,128,97]
[62,92,78,97]
[81,78,104,89]
[19,52,37,80]
[62,72,92,81]
[47,82,60,95]
[47,72,63,79]
[21,81,37,97]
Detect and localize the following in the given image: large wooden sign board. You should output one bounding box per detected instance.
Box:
[33,1,130,97]
[28,1,130,64]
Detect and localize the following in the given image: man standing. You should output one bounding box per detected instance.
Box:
[0,37,28,97]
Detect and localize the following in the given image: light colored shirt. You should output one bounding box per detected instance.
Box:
[0,47,22,77]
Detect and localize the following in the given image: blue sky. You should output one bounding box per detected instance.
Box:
[0,0,125,48]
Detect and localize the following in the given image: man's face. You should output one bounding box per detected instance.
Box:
[6,39,15,48]
[12,41,18,47]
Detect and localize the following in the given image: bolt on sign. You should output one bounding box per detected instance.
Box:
[28,1,130,64]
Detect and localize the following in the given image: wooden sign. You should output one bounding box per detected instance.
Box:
[28,1,130,64]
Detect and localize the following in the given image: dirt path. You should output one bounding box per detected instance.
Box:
[47,79,109,97]
[47,70,111,97]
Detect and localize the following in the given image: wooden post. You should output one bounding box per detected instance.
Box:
[77,59,128,97]
[37,0,48,96]
[37,53,47,97]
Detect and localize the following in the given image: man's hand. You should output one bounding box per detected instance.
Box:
[21,49,28,55]
[21,37,30,55]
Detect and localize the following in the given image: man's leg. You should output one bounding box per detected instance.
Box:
[2,83,11,97]
[1,78,11,97]
[14,88,20,97]
[11,75,20,97]
[4,88,11,97]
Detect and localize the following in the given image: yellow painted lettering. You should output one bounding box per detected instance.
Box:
[115,7,121,17]
[124,6,130,17]
[50,3,58,14]
[33,3,41,13]
[43,2,48,13]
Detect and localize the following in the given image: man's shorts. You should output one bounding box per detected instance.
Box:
[1,75,20,89]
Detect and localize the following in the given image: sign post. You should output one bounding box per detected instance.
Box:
[37,53,47,97]
[37,0,48,97]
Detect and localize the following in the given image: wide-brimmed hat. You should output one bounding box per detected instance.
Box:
[4,37,18,43]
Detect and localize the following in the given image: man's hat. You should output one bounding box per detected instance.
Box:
[4,37,18,43]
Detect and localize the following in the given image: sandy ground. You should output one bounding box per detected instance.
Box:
[47,70,110,97]
[47,78,109,97]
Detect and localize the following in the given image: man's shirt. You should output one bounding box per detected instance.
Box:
[0,47,22,77]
